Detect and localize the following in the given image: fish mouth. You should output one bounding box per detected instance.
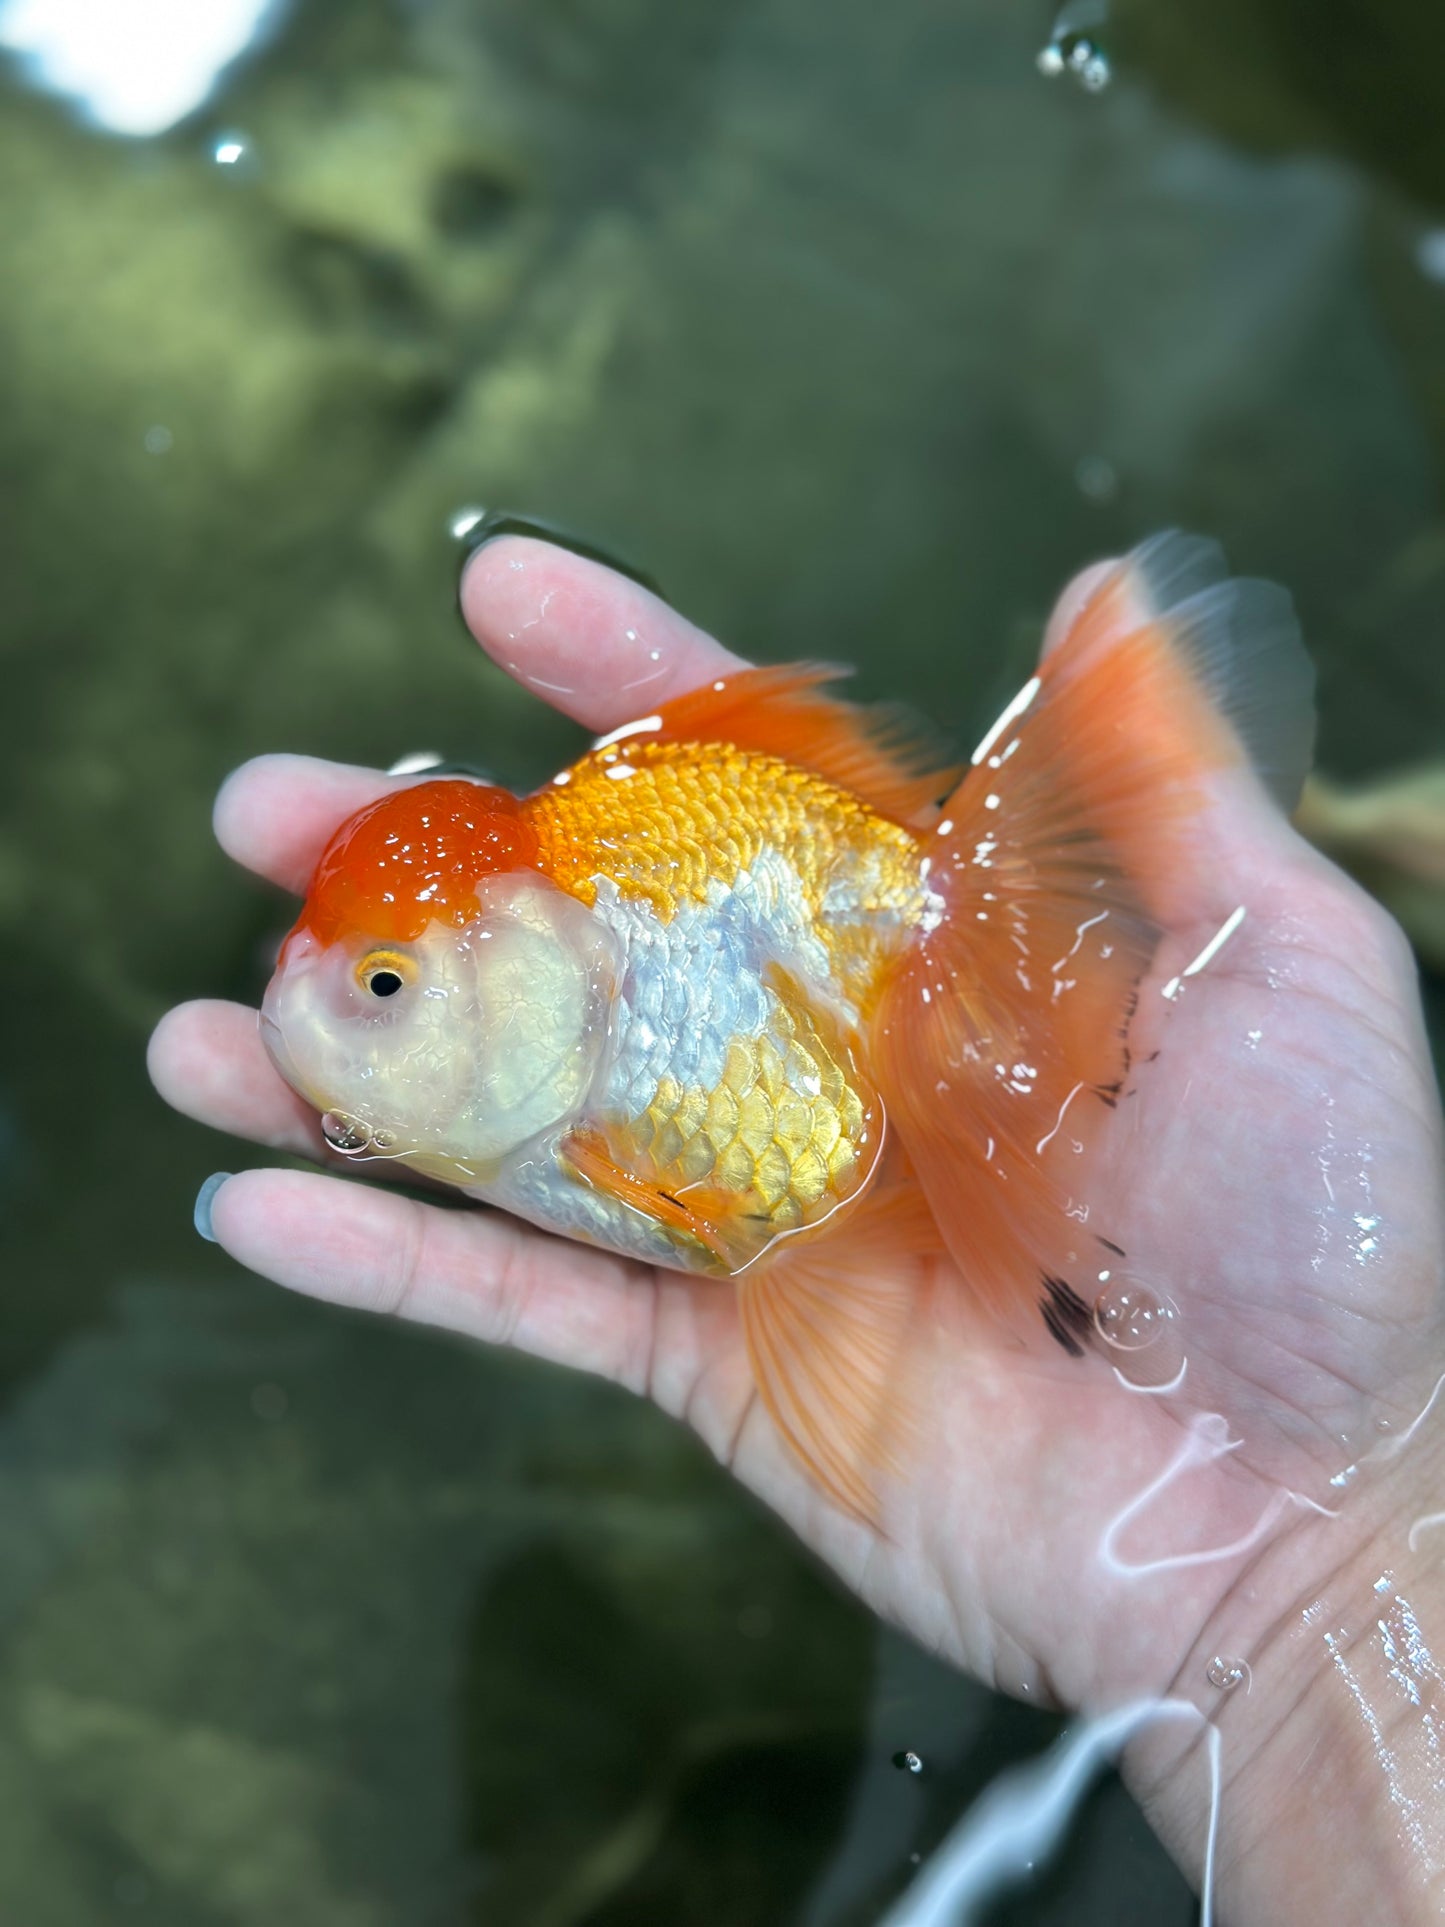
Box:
[260,1005,407,1157]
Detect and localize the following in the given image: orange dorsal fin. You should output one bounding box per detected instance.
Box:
[736,1159,943,1522]
[598,664,961,827]
[870,533,1315,1331]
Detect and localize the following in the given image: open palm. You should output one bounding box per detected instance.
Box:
[150,536,1445,1752]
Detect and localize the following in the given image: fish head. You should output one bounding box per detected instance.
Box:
[261,780,614,1179]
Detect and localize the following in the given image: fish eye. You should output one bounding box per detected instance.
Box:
[356,950,418,999]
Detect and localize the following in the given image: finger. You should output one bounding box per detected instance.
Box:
[213,755,403,894]
[149,999,335,1158]
[460,535,747,732]
[202,1166,660,1387]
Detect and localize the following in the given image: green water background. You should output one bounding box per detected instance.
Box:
[2,0,1444,1919]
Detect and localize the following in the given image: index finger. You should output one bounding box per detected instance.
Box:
[459,534,746,732]
[216,539,749,893]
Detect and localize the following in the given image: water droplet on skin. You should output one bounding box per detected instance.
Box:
[321,1112,371,1154]
[1205,1655,1251,1692]
[892,1749,924,1773]
[1093,1275,1178,1350]
[370,1128,398,1153]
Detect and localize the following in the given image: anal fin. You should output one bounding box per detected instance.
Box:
[736,1165,940,1522]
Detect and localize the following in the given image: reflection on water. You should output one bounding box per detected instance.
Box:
[2,0,1443,1918]
[0,0,284,134]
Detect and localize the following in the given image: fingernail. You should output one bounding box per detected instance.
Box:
[194,1172,232,1243]
[452,507,663,599]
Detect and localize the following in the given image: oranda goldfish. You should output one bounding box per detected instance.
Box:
[261,534,1313,1516]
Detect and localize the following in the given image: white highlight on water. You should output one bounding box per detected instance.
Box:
[592,714,664,750]
[1335,1371,1445,1494]
[1162,905,1246,1001]
[970,677,1040,767]
[1034,1080,1086,1155]
[881,1699,1220,1927]
[1100,1411,1334,1577]
[449,505,487,541]
[0,0,281,135]
[1112,1357,1189,1396]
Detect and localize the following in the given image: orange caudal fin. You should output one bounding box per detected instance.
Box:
[596,664,961,827]
[870,533,1315,1331]
[737,1162,943,1522]
[1120,532,1315,815]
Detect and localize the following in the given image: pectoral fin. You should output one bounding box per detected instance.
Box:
[560,1126,760,1271]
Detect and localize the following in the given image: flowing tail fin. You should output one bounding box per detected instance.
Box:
[869,533,1315,1330]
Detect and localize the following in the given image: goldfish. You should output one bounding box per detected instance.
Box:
[261,534,1313,1516]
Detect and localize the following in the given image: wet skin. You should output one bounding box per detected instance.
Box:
[150,537,1445,1923]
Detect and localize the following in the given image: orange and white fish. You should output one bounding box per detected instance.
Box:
[261,535,1313,1515]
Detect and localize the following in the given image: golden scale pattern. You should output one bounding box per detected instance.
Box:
[529,741,923,979]
[633,1009,869,1231]
[528,739,918,1227]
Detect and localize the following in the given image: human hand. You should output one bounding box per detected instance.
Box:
[149,535,1445,1921]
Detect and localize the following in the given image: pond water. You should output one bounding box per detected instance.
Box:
[2,0,1443,1920]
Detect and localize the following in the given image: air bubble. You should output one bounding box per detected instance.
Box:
[321,1112,371,1154]
[1036,1,1112,93]
[1205,1655,1251,1693]
[892,1749,924,1774]
[1093,1275,1177,1350]
[1080,53,1111,90]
